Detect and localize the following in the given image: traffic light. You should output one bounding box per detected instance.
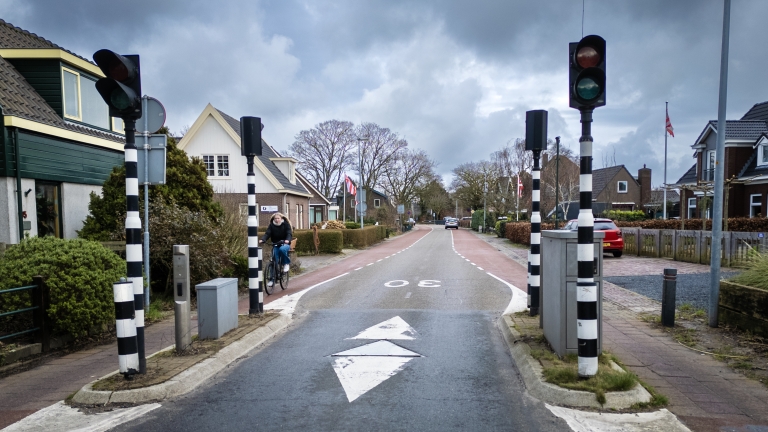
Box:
[569,35,605,109]
[93,50,142,119]
[240,116,263,157]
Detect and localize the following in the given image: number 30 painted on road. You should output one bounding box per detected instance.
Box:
[384,280,441,288]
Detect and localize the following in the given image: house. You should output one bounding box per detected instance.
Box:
[177,104,329,230]
[675,101,768,219]
[0,20,125,243]
[336,178,390,222]
[644,190,680,219]
[551,165,652,220]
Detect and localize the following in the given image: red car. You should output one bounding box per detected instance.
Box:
[562,218,624,257]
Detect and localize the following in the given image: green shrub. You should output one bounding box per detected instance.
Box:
[345,222,361,229]
[603,210,645,221]
[0,237,126,338]
[292,229,344,254]
[495,221,507,238]
[342,226,384,248]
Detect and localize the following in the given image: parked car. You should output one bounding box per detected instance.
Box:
[562,218,624,257]
[445,218,459,229]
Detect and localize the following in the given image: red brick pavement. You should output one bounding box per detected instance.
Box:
[470,229,768,432]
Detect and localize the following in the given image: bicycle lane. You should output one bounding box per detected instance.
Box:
[450,228,529,313]
[238,226,434,314]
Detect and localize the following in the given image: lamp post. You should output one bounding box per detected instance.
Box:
[357,136,368,228]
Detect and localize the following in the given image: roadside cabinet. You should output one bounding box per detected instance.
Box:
[195,278,239,339]
[540,230,604,357]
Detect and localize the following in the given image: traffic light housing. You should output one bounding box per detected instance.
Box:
[569,35,605,109]
[93,50,142,119]
[240,116,263,157]
[525,110,548,151]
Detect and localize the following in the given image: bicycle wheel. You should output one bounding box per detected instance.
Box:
[280,262,290,290]
[263,261,275,295]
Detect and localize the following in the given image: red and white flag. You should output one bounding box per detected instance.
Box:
[517,176,524,195]
[666,108,675,137]
[345,175,357,196]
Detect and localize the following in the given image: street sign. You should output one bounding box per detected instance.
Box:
[355,202,368,215]
[136,134,167,185]
[137,96,166,134]
[397,204,405,214]
[261,205,278,212]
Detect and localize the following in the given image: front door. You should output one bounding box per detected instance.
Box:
[35,181,62,238]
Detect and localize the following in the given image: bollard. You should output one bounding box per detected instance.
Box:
[114,278,139,379]
[173,245,192,351]
[662,268,677,327]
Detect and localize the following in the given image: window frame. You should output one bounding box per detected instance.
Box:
[61,67,82,121]
[687,197,697,219]
[750,194,762,218]
[759,144,768,167]
[374,199,381,208]
[112,117,125,134]
[216,155,230,177]
[617,181,628,193]
[201,154,230,178]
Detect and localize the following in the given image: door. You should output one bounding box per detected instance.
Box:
[35,181,62,238]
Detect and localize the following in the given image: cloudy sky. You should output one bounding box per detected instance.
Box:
[3,0,768,188]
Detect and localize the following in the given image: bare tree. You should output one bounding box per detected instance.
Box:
[382,148,436,206]
[450,160,500,211]
[289,120,356,198]
[540,145,580,220]
[355,123,408,191]
[491,138,532,217]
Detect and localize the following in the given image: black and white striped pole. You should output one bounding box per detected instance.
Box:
[241,117,264,314]
[569,35,605,378]
[526,110,547,316]
[124,118,146,374]
[113,278,138,379]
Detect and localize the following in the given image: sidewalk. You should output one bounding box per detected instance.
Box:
[0,229,423,430]
[467,230,768,432]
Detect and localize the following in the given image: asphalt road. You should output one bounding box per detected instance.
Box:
[111,226,567,432]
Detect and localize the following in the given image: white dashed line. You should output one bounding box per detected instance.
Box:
[366,263,374,266]
[471,263,476,266]
[477,267,484,270]
[354,267,363,271]
[465,259,470,262]
[377,259,383,262]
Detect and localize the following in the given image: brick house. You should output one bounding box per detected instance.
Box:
[336,178,391,223]
[674,101,768,219]
[0,20,126,243]
[178,104,328,230]
[555,165,652,220]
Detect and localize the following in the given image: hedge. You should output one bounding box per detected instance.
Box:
[0,237,126,339]
[292,229,344,254]
[342,226,388,248]
[504,222,556,246]
[615,218,768,232]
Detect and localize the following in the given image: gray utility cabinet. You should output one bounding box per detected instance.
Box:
[541,230,604,357]
[195,278,239,339]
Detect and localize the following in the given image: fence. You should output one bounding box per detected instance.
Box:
[0,275,50,351]
[620,228,766,267]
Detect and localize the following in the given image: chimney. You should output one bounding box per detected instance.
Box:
[638,165,652,207]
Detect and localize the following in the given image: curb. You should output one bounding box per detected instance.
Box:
[72,314,292,405]
[498,314,651,409]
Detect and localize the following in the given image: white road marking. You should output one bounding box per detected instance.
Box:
[384,280,409,288]
[405,292,412,298]
[366,263,374,266]
[347,316,418,340]
[465,259,470,262]
[477,267,484,271]
[545,405,692,432]
[3,401,161,432]
[377,259,383,262]
[265,272,350,315]
[470,263,476,266]
[354,267,363,271]
[332,340,421,357]
[417,280,441,287]
[486,272,528,314]
[332,356,412,403]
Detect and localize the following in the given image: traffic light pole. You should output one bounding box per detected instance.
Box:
[529,149,542,316]
[124,118,146,374]
[247,155,263,314]
[577,108,598,377]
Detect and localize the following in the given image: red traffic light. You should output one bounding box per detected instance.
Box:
[93,49,142,120]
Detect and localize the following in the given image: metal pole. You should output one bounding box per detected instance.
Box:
[358,138,364,228]
[142,96,151,309]
[516,172,520,221]
[555,136,561,229]
[123,118,145,374]
[653,102,669,220]
[483,180,487,232]
[577,108,598,377]
[709,0,731,328]
[529,150,542,316]
[247,156,263,314]
[173,245,191,350]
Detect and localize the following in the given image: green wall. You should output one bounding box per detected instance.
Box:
[6,59,63,117]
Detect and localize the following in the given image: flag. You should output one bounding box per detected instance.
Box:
[666,108,675,137]
[518,176,524,195]
[345,175,357,196]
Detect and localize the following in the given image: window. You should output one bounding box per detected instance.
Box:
[750,194,762,218]
[617,181,628,193]
[351,199,355,208]
[35,181,62,238]
[687,197,697,219]
[759,144,768,167]
[296,205,300,229]
[112,117,124,134]
[374,199,381,208]
[202,155,229,177]
[62,68,81,120]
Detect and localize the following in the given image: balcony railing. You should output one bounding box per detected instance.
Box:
[701,168,715,182]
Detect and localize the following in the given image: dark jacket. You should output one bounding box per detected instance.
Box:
[261,221,292,244]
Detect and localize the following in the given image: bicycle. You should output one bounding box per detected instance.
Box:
[262,240,290,295]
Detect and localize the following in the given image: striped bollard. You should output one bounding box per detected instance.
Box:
[123,118,146,374]
[113,279,139,378]
[529,150,542,316]
[247,157,263,313]
[577,108,598,377]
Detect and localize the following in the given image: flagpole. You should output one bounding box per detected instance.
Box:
[516,173,520,221]
[343,178,346,222]
[662,102,664,220]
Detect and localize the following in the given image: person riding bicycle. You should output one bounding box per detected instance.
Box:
[259,213,293,286]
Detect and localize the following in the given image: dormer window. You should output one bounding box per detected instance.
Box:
[759,142,768,167]
[62,68,81,120]
[61,67,110,130]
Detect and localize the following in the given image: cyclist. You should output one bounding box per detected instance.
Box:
[259,212,293,286]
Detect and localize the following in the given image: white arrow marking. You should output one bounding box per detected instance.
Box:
[332,356,412,402]
[332,340,422,357]
[347,316,418,340]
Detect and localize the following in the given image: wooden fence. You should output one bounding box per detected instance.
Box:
[620,228,766,267]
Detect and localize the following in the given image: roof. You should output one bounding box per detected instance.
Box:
[694,120,768,146]
[215,108,309,195]
[592,165,636,196]
[674,164,697,185]
[738,135,768,178]
[0,19,95,65]
[648,190,680,204]
[741,101,768,122]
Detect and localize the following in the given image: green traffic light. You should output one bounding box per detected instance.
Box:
[110,89,131,110]
[576,77,600,101]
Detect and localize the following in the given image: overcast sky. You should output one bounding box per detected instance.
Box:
[3,0,768,188]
